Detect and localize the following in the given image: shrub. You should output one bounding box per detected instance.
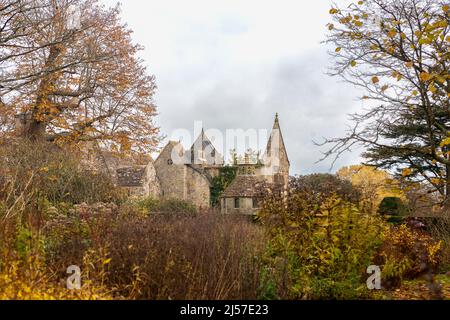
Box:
[290,174,360,205]
[374,225,442,289]
[379,197,408,224]
[425,211,450,274]
[137,197,197,216]
[259,190,385,299]
[0,139,123,219]
[41,208,265,300]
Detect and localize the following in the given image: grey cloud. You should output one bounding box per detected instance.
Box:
[156,48,363,175]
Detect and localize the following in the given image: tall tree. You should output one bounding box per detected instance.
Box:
[337,165,404,214]
[0,0,159,154]
[323,0,450,205]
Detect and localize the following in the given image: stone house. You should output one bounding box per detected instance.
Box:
[219,114,290,214]
[93,114,289,214]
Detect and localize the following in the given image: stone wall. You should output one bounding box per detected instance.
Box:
[221,197,258,215]
[186,166,211,208]
[154,142,187,200]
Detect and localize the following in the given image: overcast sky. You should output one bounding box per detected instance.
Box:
[100,0,364,175]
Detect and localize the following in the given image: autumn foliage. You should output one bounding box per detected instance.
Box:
[1,0,159,154]
[324,0,450,205]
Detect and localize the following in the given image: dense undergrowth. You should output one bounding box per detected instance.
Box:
[0,140,448,300]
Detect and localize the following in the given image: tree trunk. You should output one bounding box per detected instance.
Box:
[22,44,64,141]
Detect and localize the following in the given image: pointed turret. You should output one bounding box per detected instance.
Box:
[273,113,280,130]
[263,114,290,186]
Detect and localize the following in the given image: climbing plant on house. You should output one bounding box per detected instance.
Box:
[210,166,238,207]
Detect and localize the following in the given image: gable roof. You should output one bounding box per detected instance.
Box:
[220,175,269,198]
[190,129,223,165]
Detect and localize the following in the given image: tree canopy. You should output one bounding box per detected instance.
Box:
[323,0,450,205]
[0,0,159,154]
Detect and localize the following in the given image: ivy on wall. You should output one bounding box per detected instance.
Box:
[210,166,238,207]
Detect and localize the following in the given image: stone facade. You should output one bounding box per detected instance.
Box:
[91,114,290,212]
[220,114,290,215]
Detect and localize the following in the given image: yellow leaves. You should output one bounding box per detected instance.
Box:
[405,61,413,68]
[103,258,112,265]
[339,16,352,24]
[431,178,442,185]
[350,60,357,67]
[328,23,335,30]
[381,84,389,92]
[443,5,449,13]
[329,8,339,15]
[392,71,403,81]
[435,76,446,84]
[371,76,380,84]
[358,1,364,5]
[428,83,437,94]
[354,20,363,27]
[419,37,432,45]
[439,137,450,148]
[420,72,432,82]
[412,90,419,96]
[335,47,342,52]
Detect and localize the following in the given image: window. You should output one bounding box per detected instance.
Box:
[253,198,259,208]
[234,198,240,209]
[167,159,173,165]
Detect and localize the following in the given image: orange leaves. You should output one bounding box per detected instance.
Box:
[419,72,432,82]
[371,76,379,84]
[402,168,413,177]
[443,5,449,13]
[387,29,397,38]
[405,61,414,68]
